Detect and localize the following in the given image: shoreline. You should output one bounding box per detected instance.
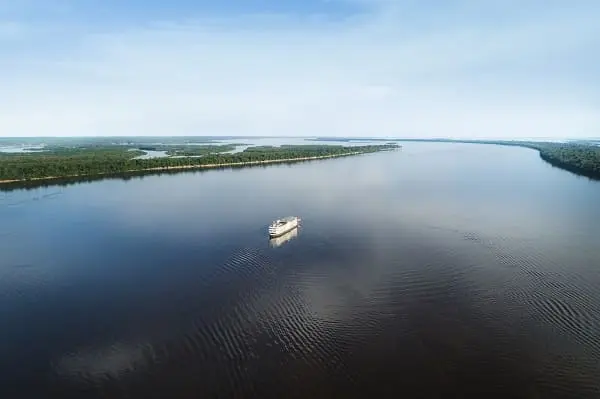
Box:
[392,139,600,180]
[0,151,369,185]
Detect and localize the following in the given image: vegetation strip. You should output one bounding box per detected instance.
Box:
[0,144,398,185]
[391,139,600,180]
[3,137,597,186]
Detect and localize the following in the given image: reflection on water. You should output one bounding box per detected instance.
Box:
[133,149,169,159]
[268,226,299,248]
[53,341,151,382]
[0,145,46,153]
[0,143,600,398]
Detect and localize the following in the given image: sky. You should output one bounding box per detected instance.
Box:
[1,0,599,139]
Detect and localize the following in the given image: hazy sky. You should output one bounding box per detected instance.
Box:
[1,0,599,138]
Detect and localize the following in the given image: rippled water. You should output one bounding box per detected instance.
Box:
[1,143,600,398]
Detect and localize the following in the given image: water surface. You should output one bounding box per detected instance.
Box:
[1,143,599,398]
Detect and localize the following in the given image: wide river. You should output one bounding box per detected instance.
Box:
[1,142,600,398]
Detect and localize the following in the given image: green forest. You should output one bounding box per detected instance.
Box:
[393,139,600,179]
[463,141,600,179]
[0,144,398,183]
[1,138,598,186]
[532,143,600,178]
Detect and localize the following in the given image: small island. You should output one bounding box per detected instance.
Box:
[0,143,399,188]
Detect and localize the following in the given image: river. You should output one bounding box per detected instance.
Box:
[1,142,599,398]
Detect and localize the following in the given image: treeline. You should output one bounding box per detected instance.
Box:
[394,139,600,180]
[0,156,374,192]
[451,141,600,179]
[0,136,220,147]
[535,143,600,179]
[0,147,143,181]
[0,144,398,182]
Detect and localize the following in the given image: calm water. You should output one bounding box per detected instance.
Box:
[133,137,389,158]
[1,143,600,398]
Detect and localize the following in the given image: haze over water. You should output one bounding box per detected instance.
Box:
[1,142,600,398]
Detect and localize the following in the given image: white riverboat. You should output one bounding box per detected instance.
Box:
[268,216,300,237]
[269,226,299,247]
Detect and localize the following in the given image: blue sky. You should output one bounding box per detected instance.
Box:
[1,0,599,138]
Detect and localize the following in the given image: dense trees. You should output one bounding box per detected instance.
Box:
[0,147,142,181]
[4,137,596,186]
[393,139,600,180]
[535,143,600,179]
[446,140,600,179]
[0,144,398,183]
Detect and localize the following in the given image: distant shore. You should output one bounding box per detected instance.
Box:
[389,139,600,180]
[0,150,380,186]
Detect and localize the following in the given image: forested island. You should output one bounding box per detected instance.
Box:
[0,143,398,187]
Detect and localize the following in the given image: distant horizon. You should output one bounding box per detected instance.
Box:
[1,135,599,142]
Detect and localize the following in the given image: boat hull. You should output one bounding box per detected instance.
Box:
[269,226,299,247]
[268,217,299,237]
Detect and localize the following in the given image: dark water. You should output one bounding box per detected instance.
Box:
[1,143,600,398]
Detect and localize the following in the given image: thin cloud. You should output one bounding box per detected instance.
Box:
[0,0,598,138]
[0,21,26,38]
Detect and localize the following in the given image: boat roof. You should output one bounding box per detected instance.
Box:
[271,216,296,224]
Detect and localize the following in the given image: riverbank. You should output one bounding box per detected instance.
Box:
[393,139,600,180]
[0,147,395,187]
[478,142,600,180]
